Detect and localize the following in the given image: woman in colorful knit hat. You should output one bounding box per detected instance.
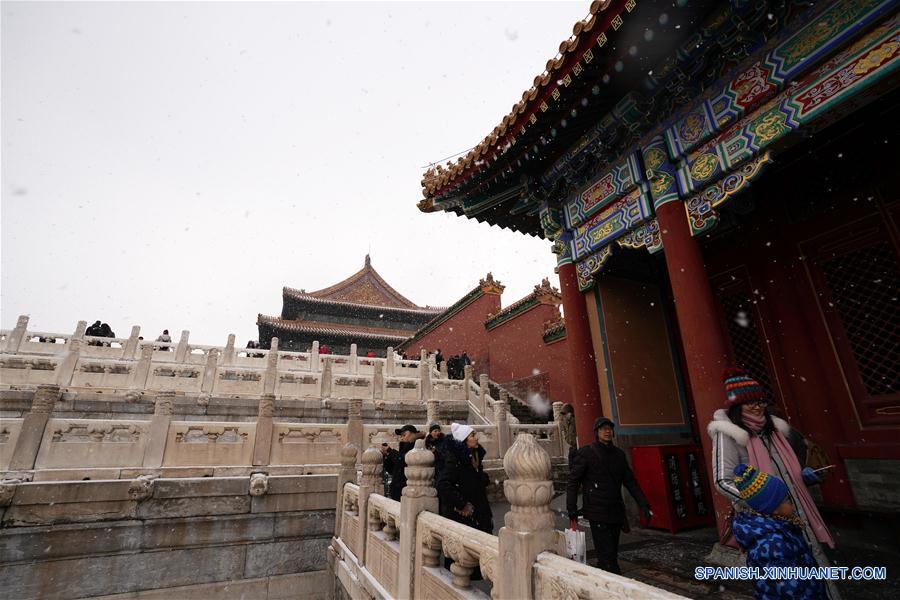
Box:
[731,464,825,600]
[707,368,839,599]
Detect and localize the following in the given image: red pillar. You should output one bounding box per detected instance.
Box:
[655,201,733,535]
[557,262,603,447]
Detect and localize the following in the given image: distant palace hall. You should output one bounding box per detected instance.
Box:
[257,256,443,355]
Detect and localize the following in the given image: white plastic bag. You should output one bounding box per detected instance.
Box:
[564,527,586,564]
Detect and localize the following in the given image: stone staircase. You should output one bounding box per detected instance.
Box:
[487,380,548,424]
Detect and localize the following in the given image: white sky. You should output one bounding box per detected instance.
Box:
[2,0,584,344]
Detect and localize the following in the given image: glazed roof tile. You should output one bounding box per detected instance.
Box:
[420,0,624,201]
[282,255,444,316]
[283,287,444,316]
[257,314,411,342]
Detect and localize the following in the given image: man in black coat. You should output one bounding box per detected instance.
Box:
[381,424,425,501]
[566,417,651,574]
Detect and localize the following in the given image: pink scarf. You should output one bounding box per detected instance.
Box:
[741,414,834,548]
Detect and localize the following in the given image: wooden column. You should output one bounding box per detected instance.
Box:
[557,262,603,447]
[655,199,732,534]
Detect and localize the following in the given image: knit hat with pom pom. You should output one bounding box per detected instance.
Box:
[723,367,768,407]
[733,463,788,514]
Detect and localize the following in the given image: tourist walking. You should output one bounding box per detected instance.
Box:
[731,464,826,600]
[435,348,443,369]
[437,423,493,534]
[708,368,838,599]
[381,424,425,501]
[566,417,651,574]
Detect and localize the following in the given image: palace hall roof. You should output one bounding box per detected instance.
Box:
[283,255,443,315]
[257,314,410,343]
[417,0,720,235]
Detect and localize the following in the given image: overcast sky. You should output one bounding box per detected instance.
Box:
[2,0,584,344]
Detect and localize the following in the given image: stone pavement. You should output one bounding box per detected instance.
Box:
[486,496,900,600]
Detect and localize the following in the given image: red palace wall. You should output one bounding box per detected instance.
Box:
[488,304,572,405]
[403,293,500,377]
[403,286,573,405]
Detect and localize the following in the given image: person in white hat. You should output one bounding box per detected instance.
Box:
[436,423,493,534]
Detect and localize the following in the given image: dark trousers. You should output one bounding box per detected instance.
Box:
[588,521,622,574]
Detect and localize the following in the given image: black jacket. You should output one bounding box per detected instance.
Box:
[425,433,447,482]
[436,438,493,533]
[566,441,649,524]
[384,440,416,501]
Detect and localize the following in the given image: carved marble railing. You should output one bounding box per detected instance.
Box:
[510,423,564,458]
[2,320,538,431]
[0,318,459,405]
[366,493,402,597]
[533,551,683,599]
[329,435,685,600]
[418,511,499,597]
[340,483,362,558]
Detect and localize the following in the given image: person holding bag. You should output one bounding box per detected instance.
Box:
[566,417,651,574]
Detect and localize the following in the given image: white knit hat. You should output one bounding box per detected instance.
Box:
[450,422,474,442]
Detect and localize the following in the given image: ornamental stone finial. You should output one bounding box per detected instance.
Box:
[402,439,436,498]
[503,433,554,532]
[340,443,358,468]
[360,446,383,487]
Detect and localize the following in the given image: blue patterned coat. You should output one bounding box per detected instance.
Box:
[733,510,826,599]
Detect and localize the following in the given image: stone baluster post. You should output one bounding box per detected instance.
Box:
[347,398,363,454]
[130,345,153,391]
[263,338,279,395]
[551,401,565,456]
[201,348,220,394]
[174,330,190,363]
[8,385,60,471]
[498,389,509,423]
[6,315,29,352]
[373,361,384,400]
[222,334,236,366]
[386,347,395,376]
[334,444,359,539]
[321,357,333,399]
[356,446,383,566]
[439,361,448,379]
[143,391,175,468]
[496,399,511,457]
[252,394,275,467]
[497,434,556,600]
[55,338,81,387]
[311,341,321,372]
[399,439,439,600]
[349,343,358,375]
[422,362,433,402]
[122,326,141,359]
[426,399,439,426]
[479,374,490,416]
[463,365,474,400]
[69,320,88,346]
